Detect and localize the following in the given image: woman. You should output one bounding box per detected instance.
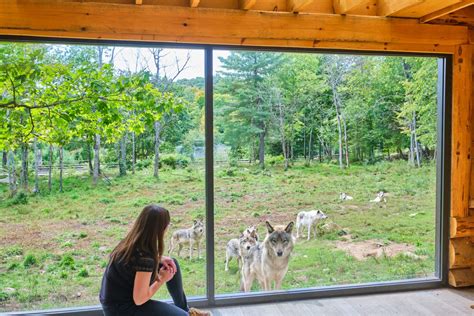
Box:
[99,204,211,316]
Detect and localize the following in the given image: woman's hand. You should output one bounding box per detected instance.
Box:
[157,266,174,284]
[161,256,177,274]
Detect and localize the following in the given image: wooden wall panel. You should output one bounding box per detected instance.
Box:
[450,44,474,287]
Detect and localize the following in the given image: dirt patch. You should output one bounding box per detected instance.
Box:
[334,238,424,260]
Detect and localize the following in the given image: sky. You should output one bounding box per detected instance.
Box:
[113,47,231,80]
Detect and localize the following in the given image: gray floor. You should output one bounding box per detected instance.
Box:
[209,289,474,316]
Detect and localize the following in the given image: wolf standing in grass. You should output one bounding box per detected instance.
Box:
[241,221,295,292]
[169,219,204,259]
[295,210,328,240]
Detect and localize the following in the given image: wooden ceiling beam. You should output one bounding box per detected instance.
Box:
[190,0,200,8]
[0,1,468,46]
[239,0,257,10]
[389,0,464,18]
[333,0,372,15]
[287,0,315,12]
[377,0,424,17]
[420,1,474,23]
[135,0,143,4]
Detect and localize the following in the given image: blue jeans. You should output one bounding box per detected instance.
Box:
[102,259,189,316]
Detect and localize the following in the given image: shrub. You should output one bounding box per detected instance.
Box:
[78,268,89,278]
[59,254,75,269]
[136,158,152,171]
[266,155,285,166]
[160,154,190,169]
[8,191,28,206]
[23,254,37,268]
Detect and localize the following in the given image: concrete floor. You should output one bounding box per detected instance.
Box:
[209,288,474,316]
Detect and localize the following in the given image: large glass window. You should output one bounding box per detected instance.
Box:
[214,50,439,295]
[0,43,447,313]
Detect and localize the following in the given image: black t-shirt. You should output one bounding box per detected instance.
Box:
[99,248,157,304]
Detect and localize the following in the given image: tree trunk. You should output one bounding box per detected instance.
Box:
[341,113,349,168]
[93,134,101,185]
[154,121,161,178]
[119,134,127,176]
[132,132,136,175]
[303,128,307,160]
[309,128,314,164]
[2,151,6,169]
[88,142,93,176]
[412,112,421,167]
[59,146,64,193]
[48,144,53,192]
[33,137,40,194]
[20,143,28,191]
[258,128,265,169]
[7,150,17,196]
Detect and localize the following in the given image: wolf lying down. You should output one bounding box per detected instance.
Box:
[240,221,295,292]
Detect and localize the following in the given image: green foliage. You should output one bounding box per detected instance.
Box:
[160,154,189,169]
[266,155,285,166]
[77,268,89,278]
[23,254,37,268]
[7,191,28,206]
[59,255,75,269]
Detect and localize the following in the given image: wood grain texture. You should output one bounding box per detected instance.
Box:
[377,0,423,17]
[449,267,474,287]
[449,237,474,269]
[391,0,463,18]
[420,1,474,23]
[451,45,473,219]
[0,1,468,47]
[451,216,474,238]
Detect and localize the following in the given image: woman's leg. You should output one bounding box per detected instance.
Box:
[166,258,189,311]
[134,300,188,316]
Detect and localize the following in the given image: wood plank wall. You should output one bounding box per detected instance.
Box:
[449,44,474,287]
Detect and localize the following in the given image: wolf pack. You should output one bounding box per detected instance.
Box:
[168,191,387,292]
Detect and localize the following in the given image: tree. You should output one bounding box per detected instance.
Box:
[218,51,282,168]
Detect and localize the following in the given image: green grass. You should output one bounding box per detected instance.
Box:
[0,160,436,311]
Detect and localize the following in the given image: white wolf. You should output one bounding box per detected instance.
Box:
[339,192,353,201]
[370,191,387,203]
[295,210,328,240]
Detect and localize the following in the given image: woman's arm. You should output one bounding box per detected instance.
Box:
[133,271,163,306]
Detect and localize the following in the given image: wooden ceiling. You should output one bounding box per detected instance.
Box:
[64,0,474,27]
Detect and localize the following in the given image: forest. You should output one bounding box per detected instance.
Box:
[0,44,437,197]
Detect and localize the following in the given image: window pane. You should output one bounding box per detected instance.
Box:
[0,44,206,311]
[213,50,438,295]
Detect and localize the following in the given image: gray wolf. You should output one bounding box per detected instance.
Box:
[168,219,204,259]
[241,221,295,292]
[295,210,328,240]
[225,226,258,271]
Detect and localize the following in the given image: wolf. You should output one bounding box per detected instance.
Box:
[339,192,353,201]
[225,226,258,271]
[168,219,204,259]
[241,221,295,292]
[295,210,328,240]
[370,191,387,203]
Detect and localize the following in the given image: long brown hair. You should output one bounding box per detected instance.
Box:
[110,204,170,266]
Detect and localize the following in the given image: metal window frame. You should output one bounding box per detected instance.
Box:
[0,36,452,316]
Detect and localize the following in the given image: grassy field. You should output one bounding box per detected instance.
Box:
[0,160,436,311]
